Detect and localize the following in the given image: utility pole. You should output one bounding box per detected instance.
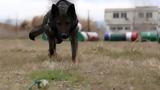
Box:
[87,10,90,32]
[132,9,136,31]
[16,13,18,38]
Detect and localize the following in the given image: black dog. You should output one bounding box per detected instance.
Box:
[29,0,78,63]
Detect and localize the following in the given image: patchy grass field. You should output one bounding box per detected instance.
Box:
[0,39,160,90]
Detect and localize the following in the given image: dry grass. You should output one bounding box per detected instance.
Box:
[0,39,160,90]
[0,23,17,31]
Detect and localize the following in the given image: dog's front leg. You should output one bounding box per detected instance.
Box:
[29,26,44,40]
[48,37,56,58]
[70,30,78,63]
[29,13,49,41]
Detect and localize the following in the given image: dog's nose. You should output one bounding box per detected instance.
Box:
[61,33,68,39]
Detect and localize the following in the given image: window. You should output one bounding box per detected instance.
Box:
[113,13,119,18]
[146,12,152,18]
[121,13,127,18]
[151,27,157,30]
[139,13,144,18]
[125,27,130,30]
[117,27,123,30]
[110,27,116,30]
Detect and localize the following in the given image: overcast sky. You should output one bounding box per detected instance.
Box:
[0,0,160,22]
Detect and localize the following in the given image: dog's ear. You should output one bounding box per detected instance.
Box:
[51,4,59,17]
[67,4,76,18]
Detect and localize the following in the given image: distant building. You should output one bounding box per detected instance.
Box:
[104,6,160,32]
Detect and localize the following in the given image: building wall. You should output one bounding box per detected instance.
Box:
[105,9,134,25]
[158,11,160,29]
[104,6,160,32]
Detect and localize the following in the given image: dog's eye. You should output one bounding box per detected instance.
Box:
[56,22,61,26]
[65,21,70,25]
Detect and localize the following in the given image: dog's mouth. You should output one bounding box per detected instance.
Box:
[58,33,69,40]
[61,33,68,39]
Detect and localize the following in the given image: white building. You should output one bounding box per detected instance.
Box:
[104,6,160,32]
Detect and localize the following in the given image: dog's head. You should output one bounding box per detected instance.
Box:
[50,2,78,39]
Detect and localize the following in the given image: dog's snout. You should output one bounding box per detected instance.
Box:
[61,33,68,39]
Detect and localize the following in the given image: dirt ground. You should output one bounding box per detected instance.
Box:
[0,39,160,90]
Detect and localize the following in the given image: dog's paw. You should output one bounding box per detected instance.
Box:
[29,32,35,41]
[56,39,63,44]
[72,59,77,64]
